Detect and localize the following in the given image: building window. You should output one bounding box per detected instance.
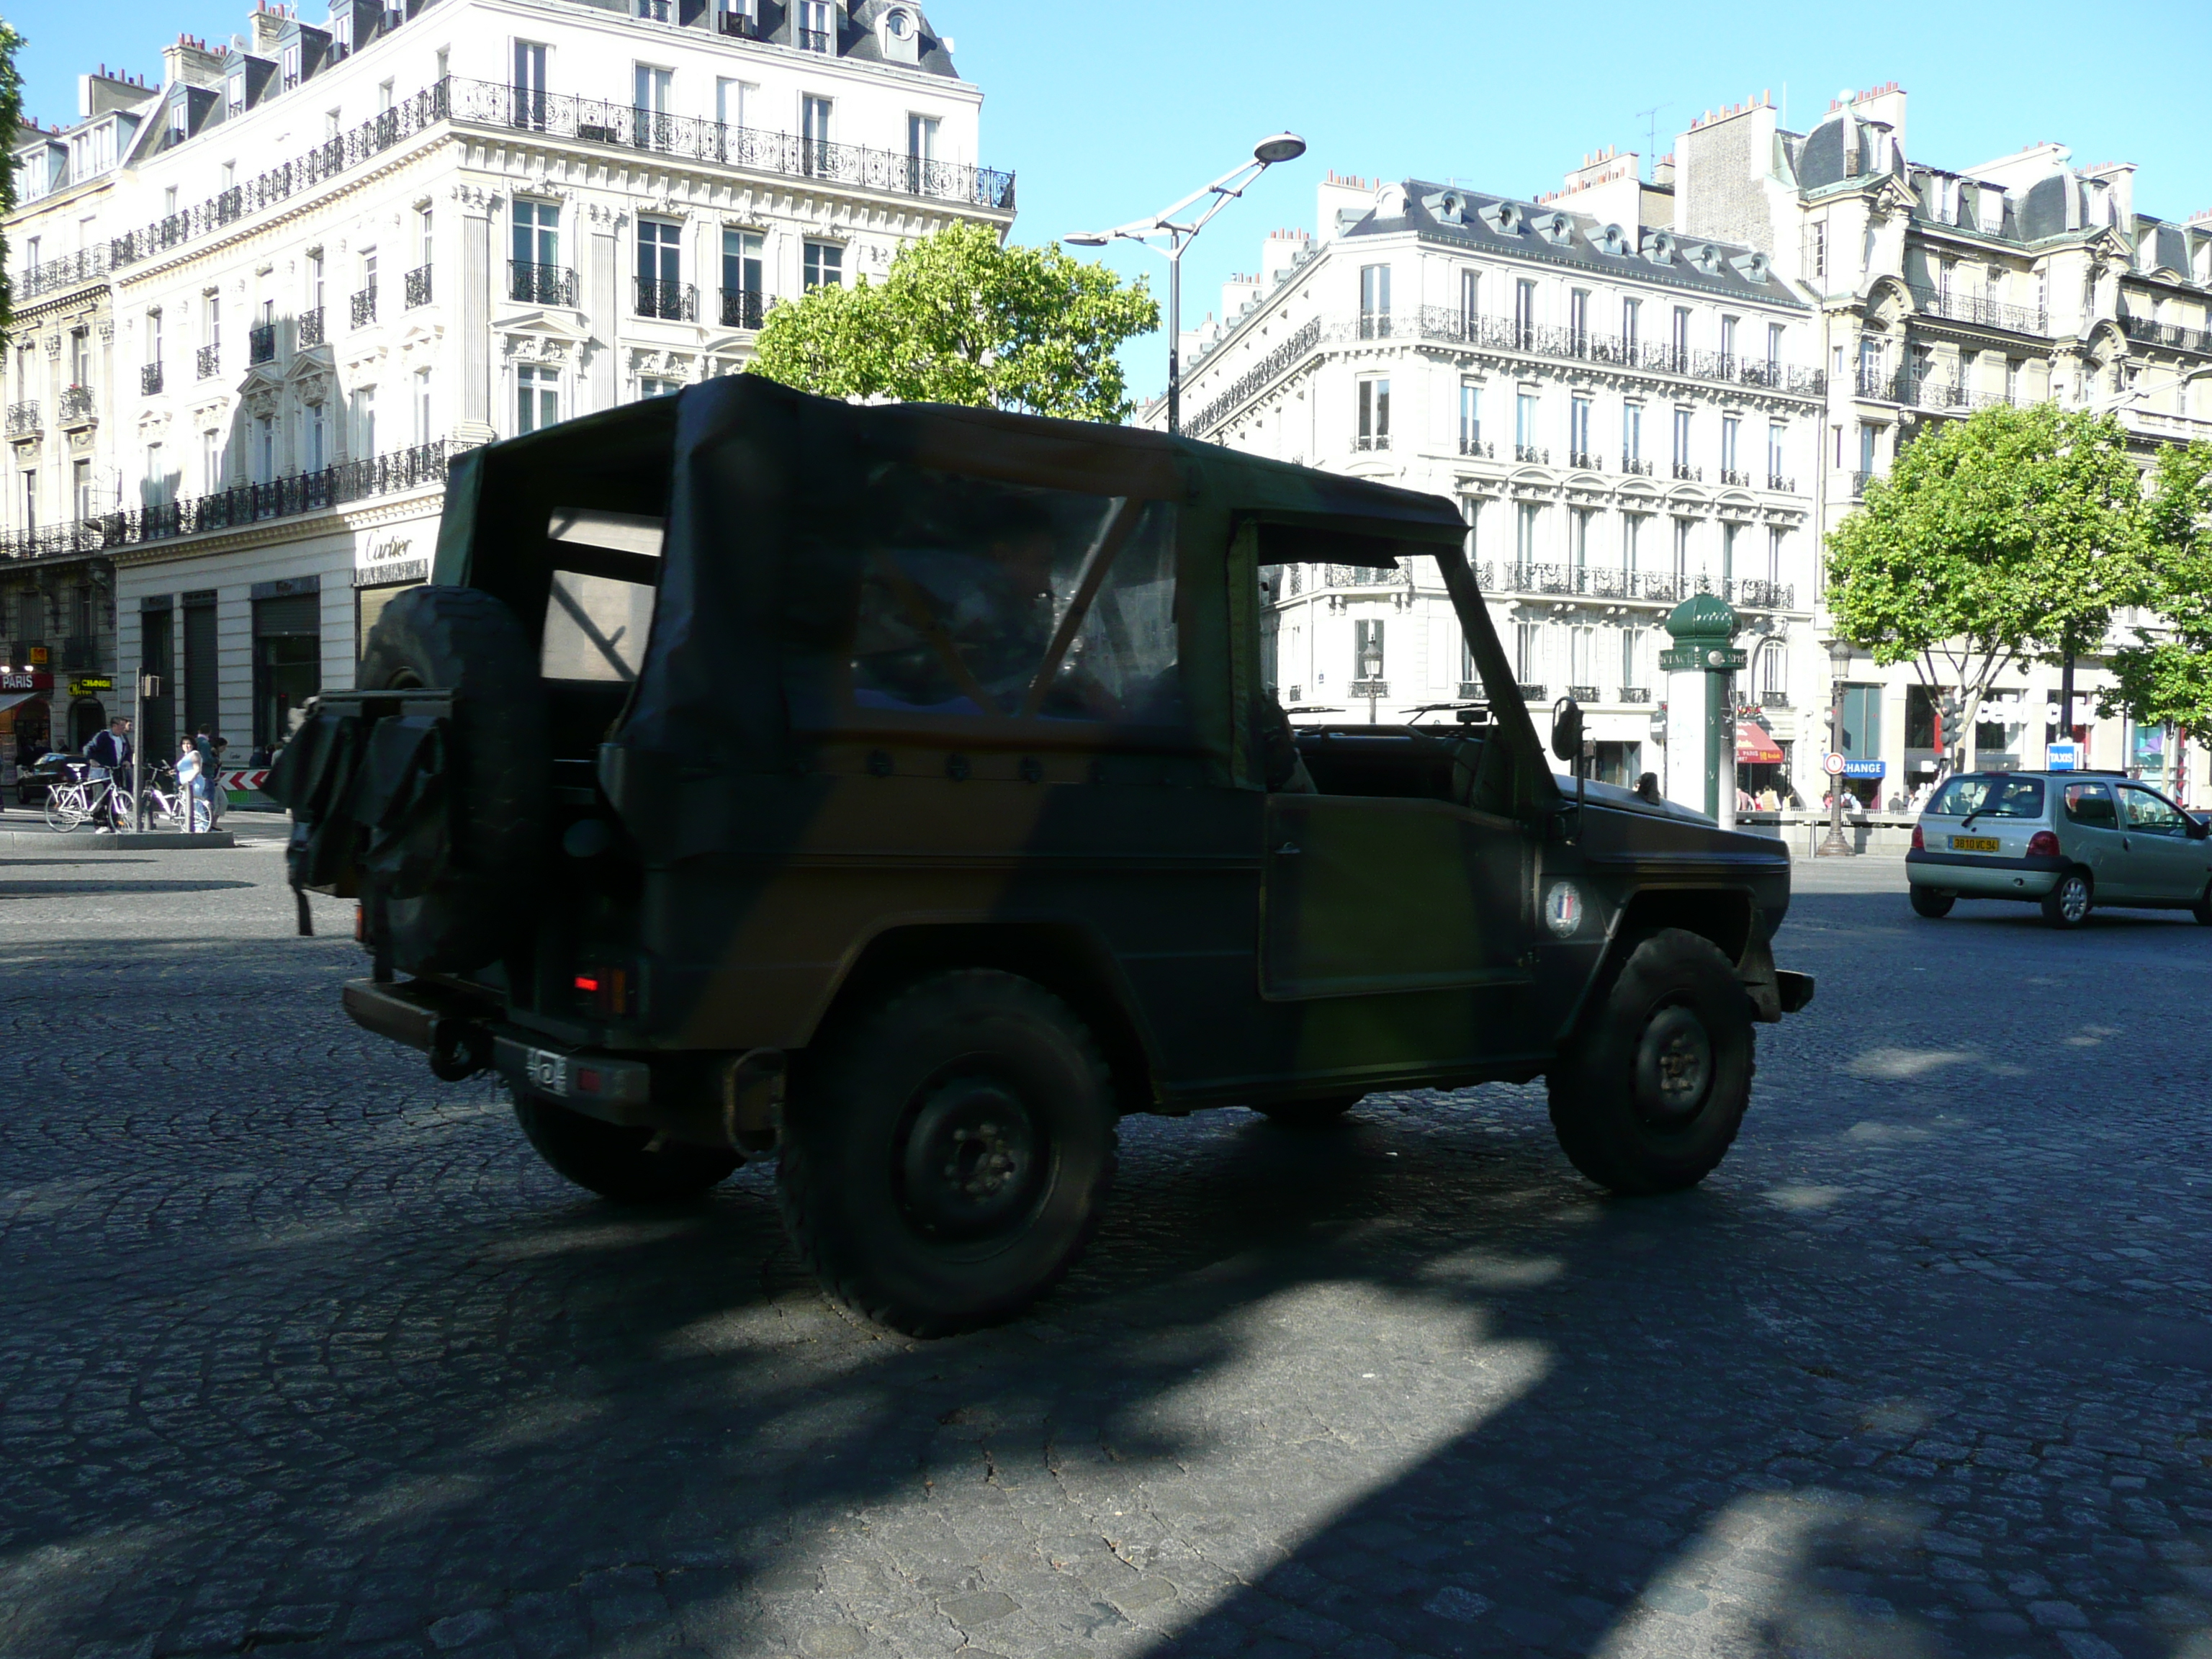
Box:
[413,367,433,444]
[1621,511,1640,572]
[1672,517,1692,580]
[723,228,765,326]
[1766,322,1784,374]
[1457,380,1482,455]
[513,41,549,125]
[1721,415,1740,477]
[1672,407,1691,470]
[517,364,558,434]
[1568,289,1588,348]
[1720,521,1740,583]
[1514,279,1536,345]
[1570,393,1591,462]
[307,403,326,472]
[1515,501,1539,563]
[1810,222,1827,279]
[1568,506,1590,571]
[635,65,673,148]
[1459,267,1479,330]
[1766,525,1784,586]
[355,385,376,457]
[1621,626,1642,691]
[513,199,559,276]
[637,218,683,316]
[1355,377,1390,451]
[801,94,834,169]
[1767,421,1786,485]
[1359,264,1390,338]
[803,240,843,290]
[1515,621,1542,686]
[1624,400,1643,465]
[202,429,222,494]
[1671,305,1691,366]
[1622,296,1640,350]
[639,376,681,400]
[1719,314,1737,369]
[1858,422,1877,475]
[798,0,834,52]
[716,77,755,127]
[227,71,245,116]
[2005,358,2022,405]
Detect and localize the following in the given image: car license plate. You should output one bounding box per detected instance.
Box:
[1950,835,2000,853]
[526,1047,570,1097]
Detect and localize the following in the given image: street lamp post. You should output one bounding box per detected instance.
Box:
[1817,637,1856,857]
[1064,133,1307,437]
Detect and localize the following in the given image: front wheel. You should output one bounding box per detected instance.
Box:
[1547,929,1755,1195]
[44,794,84,832]
[513,1094,742,1203]
[1909,886,1956,919]
[2041,870,2093,930]
[778,969,1118,1338]
[2192,884,2211,927]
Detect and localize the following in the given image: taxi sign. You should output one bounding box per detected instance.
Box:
[2046,741,2081,771]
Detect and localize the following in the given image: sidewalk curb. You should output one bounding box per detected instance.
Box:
[0,830,239,849]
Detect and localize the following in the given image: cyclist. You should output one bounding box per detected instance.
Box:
[84,716,133,832]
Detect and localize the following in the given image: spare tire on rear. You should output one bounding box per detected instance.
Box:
[359,586,548,972]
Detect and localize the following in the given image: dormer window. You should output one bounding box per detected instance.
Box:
[798,0,834,52]
[879,6,920,63]
[282,43,300,89]
[168,100,187,142]
[1479,202,1524,235]
[226,71,246,115]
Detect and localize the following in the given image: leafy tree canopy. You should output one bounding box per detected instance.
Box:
[2104,441,2212,746]
[749,222,1159,423]
[0,22,24,346]
[1825,403,2146,749]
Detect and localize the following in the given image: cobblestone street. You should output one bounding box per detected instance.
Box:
[3,833,2209,1659]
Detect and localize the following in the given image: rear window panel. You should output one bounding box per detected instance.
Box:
[1928,775,2045,819]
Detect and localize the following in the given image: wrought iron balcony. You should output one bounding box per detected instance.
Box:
[4,403,39,438]
[1408,305,1826,397]
[299,307,325,347]
[634,0,672,17]
[1357,313,1395,341]
[1183,318,1322,439]
[17,244,109,302]
[405,265,432,307]
[1845,470,1871,498]
[1568,449,1601,470]
[1458,680,1483,700]
[510,261,579,306]
[1767,472,1793,492]
[1514,444,1549,463]
[1353,433,1391,451]
[141,363,164,395]
[636,278,698,321]
[721,288,768,329]
[248,323,276,365]
[1621,455,1653,476]
[798,27,832,51]
[351,287,378,327]
[1719,467,1751,486]
[1619,686,1652,703]
[1671,462,1701,480]
[1457,436,1493,458]
[2120,313,2212,356]
[59,385,96,426]
[196,344,220,379]
[1735,578,1796,610]
[1758,691,1792,709]
[1516,683,1547,702]
[1907,284,2046,336]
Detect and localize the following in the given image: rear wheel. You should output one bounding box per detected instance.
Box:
[513,1094,742,1203]
[44,793,82,832]
[778,970,1117,1337]
[1251,1093,1364,1128]
[2041,869,2093,930]
[2193,884,2212,927]
[1547,929,1755,1195]
[1909,886,1956,919]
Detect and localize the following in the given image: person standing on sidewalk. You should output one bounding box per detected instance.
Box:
[176,738,210,833]
[85,716,133,833]
[194,727,226,827]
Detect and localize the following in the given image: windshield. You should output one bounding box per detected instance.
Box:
[1928,775,2045,819]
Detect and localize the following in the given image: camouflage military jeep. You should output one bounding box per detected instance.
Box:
[273,377,1812,1336]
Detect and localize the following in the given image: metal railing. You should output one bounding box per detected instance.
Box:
[1735,578,1793,609]
[1845,470,1872,497]
[141,364,163,395]
[2119,313,2212,356]
[1353,433,1391,452]
[636,278,698,321]
[721,289,768,329]
[1459,436,1494,458]
[5,403,39,438]
[1411,305,1827,397]
[59,385,96,425]
[102,77,1015,279]
[1568,449,1601,470]
[635,0,672,17]
[0,439,463,562]
[509,261,578,306]
[16,244,111,302]
[196,344,220,379]
[1619,686,1652,703]
[798,27,832,50]
[1768,472,1793,492]
[405,265,433,307]
[1719,467,1751,486]
[1621,455,1653,476]
[248,323,276,366]
[1671,462,1701,480]
[1907,285,2046,336]
[1514,444,1549,463]
[1491,563,1797,609]
[351,287,378,327]
[1184,318,1323,436]
[300,307,325,347]
[1517,683,1547,701]
[1568,684,1602,703]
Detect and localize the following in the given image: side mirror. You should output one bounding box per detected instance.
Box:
[2189,814,2210,840]
[1550,696,1584,763]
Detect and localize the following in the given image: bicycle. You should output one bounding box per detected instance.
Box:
[137,763,189,832]
[43,769,127,832]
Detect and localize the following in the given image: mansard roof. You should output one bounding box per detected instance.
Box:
[1344,178,1808,309]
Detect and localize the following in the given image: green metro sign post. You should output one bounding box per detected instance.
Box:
[1658,593,1744,824]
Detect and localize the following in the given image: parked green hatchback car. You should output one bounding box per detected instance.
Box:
[1907,770,2212,928]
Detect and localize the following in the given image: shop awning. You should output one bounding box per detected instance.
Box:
[0,692,37,716]
[1736,722,1786,764]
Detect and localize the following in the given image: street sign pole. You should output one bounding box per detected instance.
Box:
[131,672,145,832]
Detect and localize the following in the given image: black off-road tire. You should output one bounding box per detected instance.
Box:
[1547,928,1756,1195]
[2192,884,2211,927]
[777,970,1118,1338]
[1251,1093,1364,1128]
[1910,886,1956,919]
[513,1094,742,1202]
[358,586,549,973]
[2041,869,2093,930]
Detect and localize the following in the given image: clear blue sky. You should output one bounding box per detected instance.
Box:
[14,0,2212,400]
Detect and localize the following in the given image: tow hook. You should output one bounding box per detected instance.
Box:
[428,1020,495,1082]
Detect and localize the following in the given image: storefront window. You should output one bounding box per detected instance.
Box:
[253,593,321,749]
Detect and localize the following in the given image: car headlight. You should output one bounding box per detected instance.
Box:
[1544,881,1585,938]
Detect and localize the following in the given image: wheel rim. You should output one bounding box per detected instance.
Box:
[1632,1004,1714,1129]
[2061,876,2090,923]
[896,1074,1047,1241]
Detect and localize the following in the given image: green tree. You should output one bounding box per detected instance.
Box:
[1825,403,2144,770]
[0,22,24,346]
[2102,441,2212,786]
[750,222,1159,423]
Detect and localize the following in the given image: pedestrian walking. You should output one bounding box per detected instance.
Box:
[84,716,133,832]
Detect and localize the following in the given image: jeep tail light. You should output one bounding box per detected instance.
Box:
[1910,824,1924,851]
[575,963,636,1019]
[2027,830,2060,858]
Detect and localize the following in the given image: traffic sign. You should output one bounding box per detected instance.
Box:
[1822,751,1847,776]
